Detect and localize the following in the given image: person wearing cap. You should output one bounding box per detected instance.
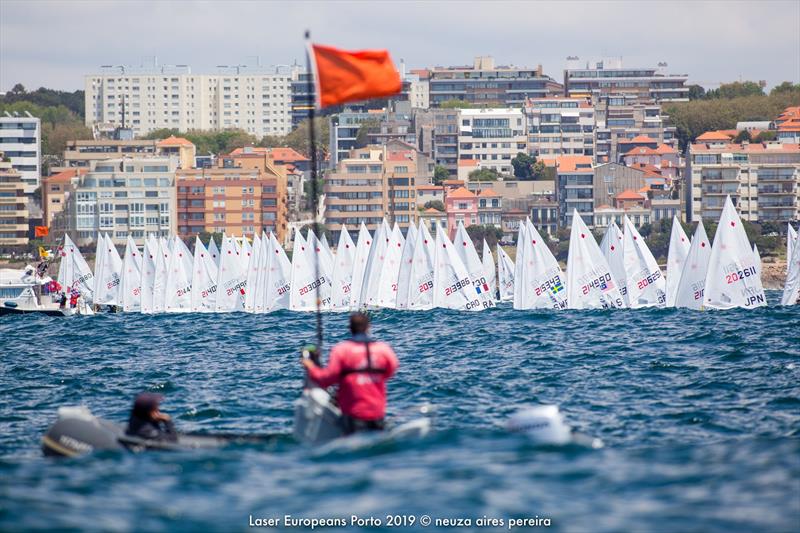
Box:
[302,312,399,434]
[125,393,177,442]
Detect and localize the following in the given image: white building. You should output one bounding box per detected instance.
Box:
[525,97,594,158]
[406,74,430,110]
[84,64,297,139]
[54,157,178,246]
[0,112,41,194]
[457,108,527,176]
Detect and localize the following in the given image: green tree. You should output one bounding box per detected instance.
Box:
[754,130,777,142]
[423,200,445,211]
[706,81,765,99]
[770,82,800,96]
[466,224,504,250]
[687,84,706,100]
[433,165,449,185]
[734,130,752,143]
[439,99,473,109]
[469,168,500,181]
[511,152,536,179]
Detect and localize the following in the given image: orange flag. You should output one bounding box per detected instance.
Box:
[310,43,402,108]
[34,226,49,237]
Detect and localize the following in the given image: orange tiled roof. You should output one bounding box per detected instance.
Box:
[45,169,83,183]
[555,155,593,172]
[447,186,477,199]
[696,131,733,141]
[387,151,414,162]
[423,207,444,214]
[623,146,660,156]
[691,142,800,153]
[157,135,194,147]
[442,179,465,185]
[458,159,480,167]
[477,188,500,197]
[616,189,645,201]
[417,185,443,191]
[619,135,656,144]
[655,143,677,154]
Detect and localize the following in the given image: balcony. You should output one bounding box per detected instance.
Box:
[758,185,796,195]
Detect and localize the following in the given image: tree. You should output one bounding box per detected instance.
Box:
[354,119,380,148]
[300,224,332,242]
[771,82,800,96]
[433,165,449,185]
[705,81,764,99]
[438,99,473,109]
[754,130,777,142]
[687,84,706,100]
[423,200,445,212]
[511,152,536,179]
[469,168,500,181]
[466,224,504,250]
[734,130,752,143]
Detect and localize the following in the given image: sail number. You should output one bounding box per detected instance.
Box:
[725,266,757,284]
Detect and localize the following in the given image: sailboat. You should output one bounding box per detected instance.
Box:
[665,215,690,307]
[497,244,515,302]
[208,237,221,267]
[348,223,372,311]
[453,221,495,308]
[121,236,142,312]
[152,238,169,313]
[140,235,158,314]
[305,230,334,310]
[781,228,800,305]
[406,222,436,310]
[622,215,666,308]
[243,233,262,313]
[215,234,248,312]
[373,223,405,309]
[359,220,390,309]
[93,233,122,308]
[674,220,711,310]
[432,222,484,311]
[481,240,497,302]
[566,210,624,310]
[263,231,292,312]
[190,236,218,313]
[394,224,418,310]
[599,221,628,306]
[164,236,193,313]
[704,196,766,309]
[330,226,356,311]
[788,224,797,275]
[515,219,567,310]
[57,234,94,303]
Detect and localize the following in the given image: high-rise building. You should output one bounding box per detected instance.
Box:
[84,64,298,138]
[687,140,800,223]
[425,56,562,107]
[554,155,594,227]
[564,57,689,103]
[0,154,29,246]
[324,141,433,237]
[525,97,594,158]
[328,108,384,167]
[0,112,41,194]
[593,96,678,163]
[175,148,288,243]
[413,108,460,176]
[457,108,527,175]
[52,157,179,246]
[290,71,315,129]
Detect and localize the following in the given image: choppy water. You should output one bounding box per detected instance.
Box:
[1,295,799,532]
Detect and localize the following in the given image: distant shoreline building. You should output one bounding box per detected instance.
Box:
[0,112,41,194]
[564,57,689,103]
[0,153,28,247]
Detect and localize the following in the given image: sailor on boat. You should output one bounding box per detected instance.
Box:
[302,312,398,435]
[126,393,177,442]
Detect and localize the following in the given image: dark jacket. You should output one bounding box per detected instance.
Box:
[126,414,178,442]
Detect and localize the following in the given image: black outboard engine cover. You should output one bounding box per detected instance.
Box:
[42,407,125,457]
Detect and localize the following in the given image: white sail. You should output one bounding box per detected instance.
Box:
[675,220,712,310]
[151,237,170,313]
[482,239,497,301]
[164,236,193,313]
[330,225,356,311]
[453,221,495,307]
[622,215,666,308]
[753,244,762,277]
[93,233,122,306]
[190,237,218,313]
[788,224,797,274]
[208,237,221,267]
[306,230,334,310]
[263,232,291,311]
[497,245,515,302]
[140,235,158,314]
[348,223,372,310]
[359,220,390,308]
[215,234,248,312]
[121,236,142,312]
[395,224,418,310]
[252,232,270,313]
[512,223,527,306]
[244,233,262,312]
[704,196,766,309]
[406,222,436,310]
[781,227,800,306]
[239,235,253,271]
[665,216,691,307]
[566,210,624,309]
[57,234,94,301]
[92,234,108,303]
[433,222,484,311]
[599,221,628,306]
[514,219,568,310]
[374,223,405,308]
[289,231,319,311]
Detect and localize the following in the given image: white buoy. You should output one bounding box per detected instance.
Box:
[506,405,573,445]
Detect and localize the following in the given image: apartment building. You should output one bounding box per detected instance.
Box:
[0,113,41,194]
[42,169,84,228]
[687,141,800,223]
[476,189,502,227]
[290,71,315,129]
[445,187,478,237]
[406,71,430,110]
[564,57,689,103]
[554,155,594,227]
[175,149,288,242]
[425,56,562,107]
[594,95,678,163]
[0,155,28,247]
[324,143,432,237]
[525,97,594,157]
[84,64,297,138]
[457,108,527,175]
[414,108,460,176]
[52,157,178,246]
[328,108,385,167]
[60,139,159,169]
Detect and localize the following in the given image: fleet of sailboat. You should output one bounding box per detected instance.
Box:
[50,196,798,315]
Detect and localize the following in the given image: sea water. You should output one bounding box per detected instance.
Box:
[1,293,798,532]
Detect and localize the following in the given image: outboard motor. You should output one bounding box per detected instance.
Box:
[293,388,345,445]
[42,406,124,457]
[506,405,573,445]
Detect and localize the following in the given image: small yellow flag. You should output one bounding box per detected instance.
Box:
[39,246,51,259]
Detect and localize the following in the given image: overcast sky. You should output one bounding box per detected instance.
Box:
[1,0,798,93]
